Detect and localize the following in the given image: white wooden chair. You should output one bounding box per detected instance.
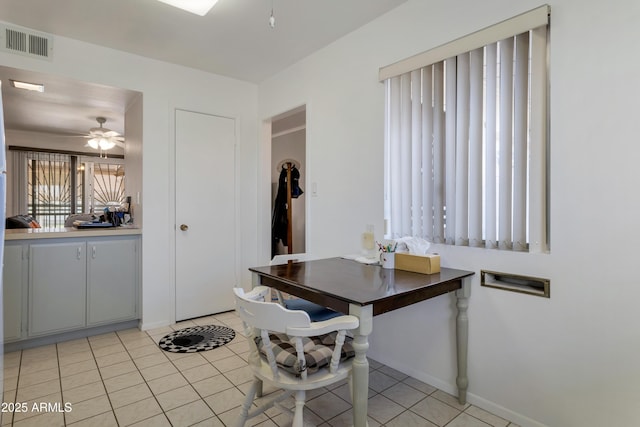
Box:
[270,254,341,321]
[233,286,358,427]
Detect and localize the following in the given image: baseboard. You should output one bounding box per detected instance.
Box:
[467,393,549,427]
[139,319,172,331]
[4,320,140,352]
[367,350,549,427]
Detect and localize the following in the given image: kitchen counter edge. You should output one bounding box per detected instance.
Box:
[4,226,142,241]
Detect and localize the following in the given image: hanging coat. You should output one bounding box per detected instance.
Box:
[272,165,303,257]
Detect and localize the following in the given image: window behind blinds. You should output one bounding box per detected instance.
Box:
[381,6,549,252]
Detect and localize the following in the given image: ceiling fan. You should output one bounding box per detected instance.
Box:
[84,117,124,152]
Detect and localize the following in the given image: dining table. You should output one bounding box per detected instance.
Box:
[249,257,474,427]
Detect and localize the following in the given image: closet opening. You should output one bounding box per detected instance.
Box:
[270,106,306,257]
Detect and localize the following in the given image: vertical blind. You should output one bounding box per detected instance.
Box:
[382,5,549,252]
[8,149,126,228]
[27,152,73,228]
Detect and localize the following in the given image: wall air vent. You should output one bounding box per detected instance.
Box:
[0,24,53,60]
[481,270,550,298]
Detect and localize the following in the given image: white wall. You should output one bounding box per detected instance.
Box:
[124,93,143,227]
[258,1,640,426]
[0,31,259,330]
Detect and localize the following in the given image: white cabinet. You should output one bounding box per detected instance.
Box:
[29,242,86,336]
[3,243,26,341]
[1,234,140,341]
[87,239,138,325]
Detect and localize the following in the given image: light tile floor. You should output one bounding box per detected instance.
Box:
[1,311,520,427]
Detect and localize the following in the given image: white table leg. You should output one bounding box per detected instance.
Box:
[349,304,373,427]
[251,273,260,288]
[455,278,471,405]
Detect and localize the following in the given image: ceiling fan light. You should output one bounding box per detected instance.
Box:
[157,0,219,16]
[99,138,116,150]
[87,138,100,149]
[10,79,44,92]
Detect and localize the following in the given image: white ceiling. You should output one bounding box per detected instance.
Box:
[0,65,139,138]
[0,0,406,138]
[0,0,406,83]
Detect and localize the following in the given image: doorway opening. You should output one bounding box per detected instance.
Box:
[270,106,306,258]
[0,65,143,228]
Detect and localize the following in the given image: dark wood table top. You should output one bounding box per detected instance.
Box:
[250,257,474,316]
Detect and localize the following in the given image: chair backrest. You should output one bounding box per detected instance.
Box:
[235,285,271,303]
[234,287,311,333]
[269,253,317,266]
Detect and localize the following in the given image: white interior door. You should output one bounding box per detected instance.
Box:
[175,109,236,321]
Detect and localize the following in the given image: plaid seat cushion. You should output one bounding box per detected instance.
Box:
[255,332,355,376]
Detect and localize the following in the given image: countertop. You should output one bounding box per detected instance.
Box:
[4,226,142,241]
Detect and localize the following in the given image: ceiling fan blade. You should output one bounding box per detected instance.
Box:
[103,130,121,138]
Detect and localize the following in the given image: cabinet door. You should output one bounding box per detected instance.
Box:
[29,242,87,336]
[3,244,25,341]
[87,238,138,325]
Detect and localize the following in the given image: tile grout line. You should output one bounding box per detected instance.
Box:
[117,328,172,426]
[5,312,518,427]
[56,342,66,427]
[139,322,226,426]
[7,349,23,426]
[78,335,118,426]
[199,315,268,425]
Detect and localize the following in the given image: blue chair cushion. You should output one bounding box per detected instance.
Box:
[283,299,342,322]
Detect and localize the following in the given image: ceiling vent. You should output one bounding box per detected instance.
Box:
[0,24,53,60]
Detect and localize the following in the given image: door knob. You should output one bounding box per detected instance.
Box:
[180,224,189,231]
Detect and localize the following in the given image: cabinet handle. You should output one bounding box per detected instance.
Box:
[92,246,96,259]
[77,247,82,260]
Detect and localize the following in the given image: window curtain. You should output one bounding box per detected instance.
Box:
[8,150,29,216]
[382,5,549,252]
